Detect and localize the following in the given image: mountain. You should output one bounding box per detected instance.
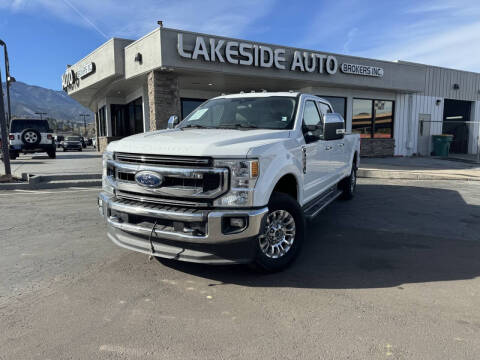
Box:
[1,81,94,123]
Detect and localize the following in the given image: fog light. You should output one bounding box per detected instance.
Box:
[230,217,246,228]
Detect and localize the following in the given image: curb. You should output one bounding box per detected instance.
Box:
[358,168,480,181]
[0,173,102,190]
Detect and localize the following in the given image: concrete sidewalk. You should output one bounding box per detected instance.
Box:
[359,157,480,181]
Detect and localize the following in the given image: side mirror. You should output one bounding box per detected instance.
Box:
[324,113,345,141]
[167,115,179,129]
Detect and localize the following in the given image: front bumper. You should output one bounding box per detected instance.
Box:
[98,192,268,264]
[62,143,82,150]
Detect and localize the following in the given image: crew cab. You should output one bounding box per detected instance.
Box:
[7,118,56,159]
[98,92,360,271]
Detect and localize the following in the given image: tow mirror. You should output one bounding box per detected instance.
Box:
[167,115,179,129]
[324,113,345,141]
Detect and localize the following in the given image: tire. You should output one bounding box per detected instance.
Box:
[47,150,56,159]
[9,151,18,160]
[21,128,41,145]
[253,192,305,272]
[63,147,67,152]
[78,148,82,152]
[339,163,357,200]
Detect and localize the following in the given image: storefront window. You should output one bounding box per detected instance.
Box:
[111,97,144,137]
[352,99,394,138]
[373,100,393,138]
[318,96,346,119]
[181,98,206,119]
[97,106,106,136]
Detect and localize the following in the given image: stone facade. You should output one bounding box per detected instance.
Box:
[147,71,181,131]
[360,138,395,157]
[98,136,123,153]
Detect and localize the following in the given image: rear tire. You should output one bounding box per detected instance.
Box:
[78,148,82,152]
[47,150,56,159]
[340,163,357,200]
[252,192,305,272]
[9,151,18,160]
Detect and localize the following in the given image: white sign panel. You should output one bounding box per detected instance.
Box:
[340,63,384,77]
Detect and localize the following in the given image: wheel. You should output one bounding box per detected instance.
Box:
[47,150,56,159]
[253,192,305,272]
[21,128,41,145]
[340,163,357,200]
[78,148,82,152]
[63,147,66,152]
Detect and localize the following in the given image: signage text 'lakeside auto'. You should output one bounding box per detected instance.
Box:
[177,34,384,77]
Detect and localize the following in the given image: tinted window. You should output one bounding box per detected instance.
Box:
[374,100,393,138]
[181,99,206,119]
[11,119,49,133]
[66,136,81,141]
[352,99,394,138]
[302,100,323,138]
[318,96,346,119]
[352,99,373,138]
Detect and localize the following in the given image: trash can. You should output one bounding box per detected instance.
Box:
[432,135,453,157]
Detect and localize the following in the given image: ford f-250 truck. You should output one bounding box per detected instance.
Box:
[98,92,360,271]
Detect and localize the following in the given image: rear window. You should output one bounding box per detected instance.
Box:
[66,136,81,141]
[10,119,50,133]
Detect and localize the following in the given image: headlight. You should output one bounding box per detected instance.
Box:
[213,159,259,207]
[102,151,115,194]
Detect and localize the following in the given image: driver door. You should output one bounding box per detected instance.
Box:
[301,100,331,203]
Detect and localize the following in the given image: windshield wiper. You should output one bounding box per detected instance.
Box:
[220,123,259,130]
[180,124,212,130]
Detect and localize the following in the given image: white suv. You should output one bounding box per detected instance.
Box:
[8,118,56,160]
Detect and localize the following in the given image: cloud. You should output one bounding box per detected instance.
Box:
[0,0,276,40]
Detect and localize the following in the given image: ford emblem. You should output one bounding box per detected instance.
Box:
[135,171,164,188]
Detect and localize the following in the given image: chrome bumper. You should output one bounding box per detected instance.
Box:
[98,192,267,263]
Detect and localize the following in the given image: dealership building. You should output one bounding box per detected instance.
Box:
[63,25,480,156]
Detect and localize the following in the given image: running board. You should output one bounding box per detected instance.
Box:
[303,188,343,219]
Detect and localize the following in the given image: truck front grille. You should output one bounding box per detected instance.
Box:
[115,152,212,167]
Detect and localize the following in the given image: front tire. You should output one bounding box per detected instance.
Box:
[253,192,305,272]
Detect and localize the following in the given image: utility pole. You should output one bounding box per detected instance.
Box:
[0,39,11,177]
[79,113,90,137]
[35,112,47,120]
[1,40,15,129]
[0,67,11,176]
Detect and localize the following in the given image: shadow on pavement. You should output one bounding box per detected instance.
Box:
[156,183,480,289]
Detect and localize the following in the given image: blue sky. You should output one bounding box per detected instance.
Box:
[1,0,480,90]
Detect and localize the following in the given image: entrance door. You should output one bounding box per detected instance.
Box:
[442,99,471,154]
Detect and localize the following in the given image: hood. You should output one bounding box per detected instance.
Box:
[107,128,291,157]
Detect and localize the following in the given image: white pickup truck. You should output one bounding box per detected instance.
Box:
[98,92,360,271]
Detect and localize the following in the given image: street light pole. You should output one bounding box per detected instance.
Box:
[0,39,11,177]
[79,113,90,137]
[0,67,11,176]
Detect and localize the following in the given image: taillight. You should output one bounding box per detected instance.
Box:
[47,134,52,140]
[9,134,14,140]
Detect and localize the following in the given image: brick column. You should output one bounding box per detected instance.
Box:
[147,71,181,131]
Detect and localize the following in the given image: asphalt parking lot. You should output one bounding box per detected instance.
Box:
[1,178,480,359]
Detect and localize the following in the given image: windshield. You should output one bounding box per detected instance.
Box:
[10,119,50,133]
[179,96,298,130]
[66,136,81,141]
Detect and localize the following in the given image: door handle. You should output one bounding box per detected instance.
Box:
[338,143,345,147]
[325,145,333,151]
